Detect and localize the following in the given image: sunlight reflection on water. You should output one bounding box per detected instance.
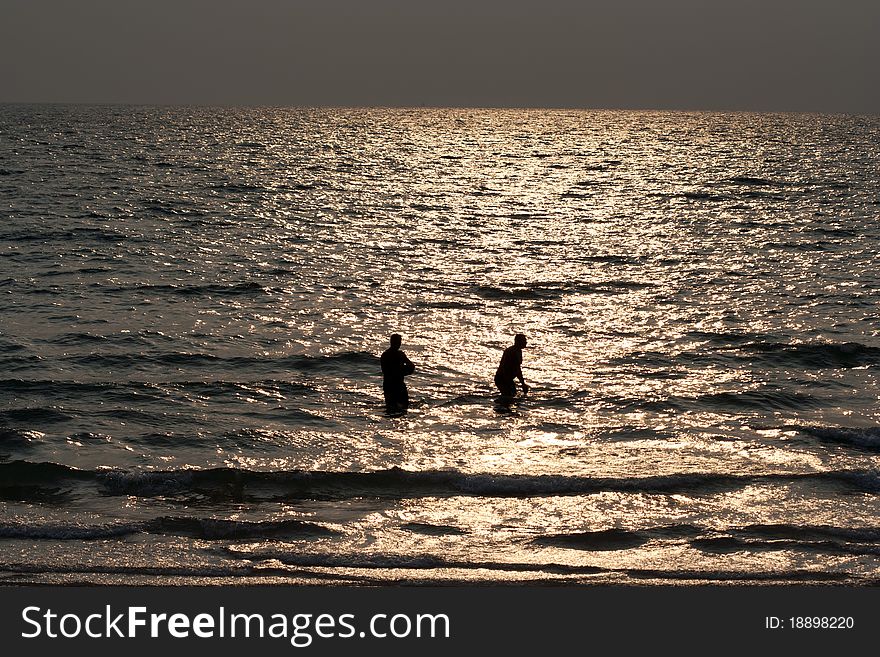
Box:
[0,107,878,583]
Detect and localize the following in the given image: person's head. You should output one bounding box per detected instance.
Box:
[390,334,402,349]
[514,333,527,349]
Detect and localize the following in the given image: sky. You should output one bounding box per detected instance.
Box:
[1,0,878,112]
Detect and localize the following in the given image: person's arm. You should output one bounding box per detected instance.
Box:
[402,353,415,376]
[516,357,529,392]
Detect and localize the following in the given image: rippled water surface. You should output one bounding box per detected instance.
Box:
[1,106,879,584]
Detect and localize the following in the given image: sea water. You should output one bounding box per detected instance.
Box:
[0,105,878,584]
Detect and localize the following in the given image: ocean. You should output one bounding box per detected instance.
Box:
[0,105,878,584]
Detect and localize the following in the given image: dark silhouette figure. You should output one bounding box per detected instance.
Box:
[495,333,530,398]
[381,333,415,414]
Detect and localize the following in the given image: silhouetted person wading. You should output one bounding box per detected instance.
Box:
[495,333,530,398]
[381,333,415,414]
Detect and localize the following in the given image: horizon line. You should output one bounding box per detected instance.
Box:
[1,101,877,117]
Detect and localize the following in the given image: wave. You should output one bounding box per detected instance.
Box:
[685,330,779,345]
[423,300,484,310]
[534,523,880,557]
[0,378,312,398]
[471,280,653,301]
[729,176,789,187]
[0,461,94,483]
[731,523,880,543]
[763,240,833,252]
[622,568,850,582]
[2,462,877,502]
[0,460,85,503]
[2,227,130,244]
[287,182,319,191]
[170,379,316,395]
[683,191,724,201]
[0,487,73,504]
[277,351,377,373]
[0,516,337,541]
[0,347,29,360]
[797,426,880,452]
[435,392,491,408]
[581,254,644,264]
[401,522,467,536]
[691,537,880,556]
[690,389,821,412]
[691,523,880,557]
[229,549,605,575]
[143,202,204,217]
[211,182,267,193]
[533,527,658,550]
[610,339,880,371]
[0,559,853,583]
[45,332,114,345]
[810,227,858,238]
[165,282,271,297]
[95,281,276,297]
[596,427,674,441]
[0,521,140,540]
[0,428,44,447]
[227,548,856,582]
[534,525,704,549]
[150,516,337,539]
[0,562,275,579]
[582,162,620,172]
[739,340,880,368]
[597,388,821,414]
[66,350,377,373]
[0,407,73,423]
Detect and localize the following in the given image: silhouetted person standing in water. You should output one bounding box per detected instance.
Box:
[381,333,415,414]
[495,333,530,399]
